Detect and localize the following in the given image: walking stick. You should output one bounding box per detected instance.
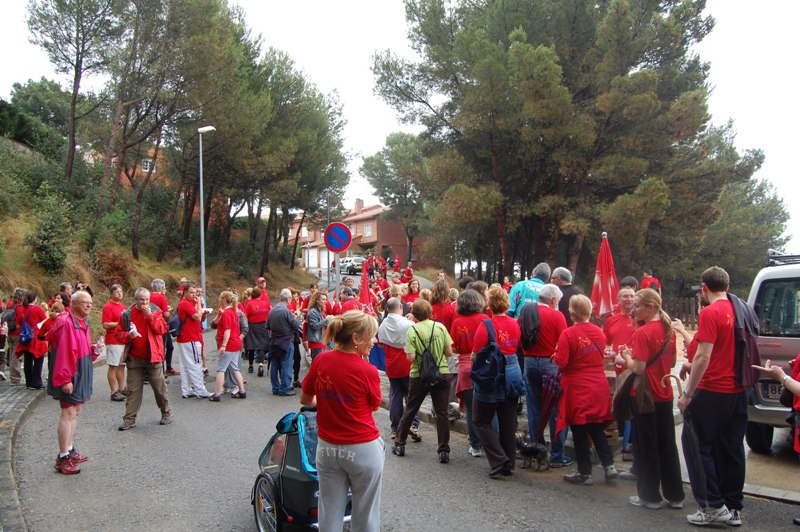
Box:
[661,373,682,396]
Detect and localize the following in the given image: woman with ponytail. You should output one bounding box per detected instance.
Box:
[617,288,685,509]
[300,310,383,532]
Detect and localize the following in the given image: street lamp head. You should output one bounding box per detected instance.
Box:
[197,125,216,134]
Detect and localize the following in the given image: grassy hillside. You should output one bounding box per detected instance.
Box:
[0,217,317,335]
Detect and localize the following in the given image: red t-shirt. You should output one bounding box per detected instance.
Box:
[401,268,413,284]
[177,298,203,343]
[216,307,242,351]
[382,344,412,378]
[302,349,381,445]
[522,305,567,357]
[472,315,520,355]
[631,320,677,403]
[338,297,362,314]
[150,292,169,314]
[288,299,306,313]
[15,304,48,356]
[694,298,742,393]
[260,289,271,304]
[431,302,456,332]
[450,313,489,354]
[640,277,661,291]
[603,312,635,354]
[102,301,126,345]
[128,308,154,359]
[244,298,270,324]
[402,292,420,304]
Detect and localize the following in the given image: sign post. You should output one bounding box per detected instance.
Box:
[324,222,353,303]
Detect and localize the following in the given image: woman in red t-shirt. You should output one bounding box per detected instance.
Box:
[210,291,246,401]
[617,288,684,508]
[430,279,456,332]
[300,310,383,532]
[470,286,523,477]
[553,294,617,486]
[16,290,49,389]
[402,278,421,304]
[450,289,489,457]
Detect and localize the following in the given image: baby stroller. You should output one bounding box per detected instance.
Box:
[252,406,352,531]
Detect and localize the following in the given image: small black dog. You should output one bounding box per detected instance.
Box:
[516,433,551,471]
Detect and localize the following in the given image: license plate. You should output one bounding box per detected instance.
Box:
[762,382,783,400]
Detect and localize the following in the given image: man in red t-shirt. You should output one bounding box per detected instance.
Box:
[677,266,745,526]
[519,284,570,466]
[175,282,212,398]
[640,270,662,295]
[393,256,401,273]
[102,284,128,401]
[115,288,172,430]
[256,276,270,302]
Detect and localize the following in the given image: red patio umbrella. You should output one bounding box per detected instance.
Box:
[359,265,373,310]
[590,232,619,320]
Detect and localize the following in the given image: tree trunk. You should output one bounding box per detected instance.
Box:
[181,183,197,242]
[96,99,123,217]
[406,231,414,263]
[157,171,186,262]
[488,130,511,277]
[259,205,276,275]
[130,128,162,260]
[289,211,306,270]
[567,233,585,274]
[64,63,82,181]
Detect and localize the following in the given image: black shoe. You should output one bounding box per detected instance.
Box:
[793,517,800,526]
[392,443,405,457]
[292,380,301,388]
[248,365,253,374]
[257,365,264,377]
[439,452,449,464]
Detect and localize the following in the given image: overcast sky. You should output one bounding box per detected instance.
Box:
[2,0,797,252]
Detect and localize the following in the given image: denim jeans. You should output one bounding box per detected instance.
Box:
[388,377,419,432]
[270,343,294,395]
[524,356,566,461]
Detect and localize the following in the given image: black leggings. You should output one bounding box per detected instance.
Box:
[293,341,301,381]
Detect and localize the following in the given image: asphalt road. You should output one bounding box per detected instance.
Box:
[14,339,800,531]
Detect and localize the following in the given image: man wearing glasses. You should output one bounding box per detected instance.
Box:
[47,291,95,475]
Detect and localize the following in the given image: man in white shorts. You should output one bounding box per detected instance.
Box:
[102,284,127,401]
[175,282,212,398]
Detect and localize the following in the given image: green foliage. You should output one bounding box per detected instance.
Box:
[24,182,72,275]
[95,209,130,249]
[371,0,782,291]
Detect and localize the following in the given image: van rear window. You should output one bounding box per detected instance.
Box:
[753,278,800,337]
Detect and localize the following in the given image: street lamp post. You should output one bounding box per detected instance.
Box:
[197,125,216,299]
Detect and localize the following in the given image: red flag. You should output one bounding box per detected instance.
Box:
[359,265,372,308]
[591,232,619,320]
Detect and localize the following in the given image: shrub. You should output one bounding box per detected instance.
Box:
[93,249,135,289]
[25,182,71,275]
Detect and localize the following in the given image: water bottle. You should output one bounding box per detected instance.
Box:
[94,336,105,358]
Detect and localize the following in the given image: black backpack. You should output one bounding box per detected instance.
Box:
[412,324,443,386]
[471,320,506,393]
[1,305,18,333]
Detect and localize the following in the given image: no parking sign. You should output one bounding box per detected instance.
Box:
[324,222,352,253]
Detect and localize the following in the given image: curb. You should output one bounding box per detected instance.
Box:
[377,387,800,505]
[0,355,109,532]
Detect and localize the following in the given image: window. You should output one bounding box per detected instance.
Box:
[754,278,800,337]
[141,158,156,173]
[364,223,372,237]
[301,226,308,238]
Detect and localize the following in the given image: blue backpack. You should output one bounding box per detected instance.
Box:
[470,320,506,393]
[18,307,34,346]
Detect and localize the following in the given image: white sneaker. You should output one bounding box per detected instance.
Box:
[0,371,6,381]
[687,505,731,526]
[604,464,619,482]
[726,509,742,527]
[469,446,482,457]
[629,496,661,510]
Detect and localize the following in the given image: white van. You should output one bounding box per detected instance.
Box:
[745,250,800,453]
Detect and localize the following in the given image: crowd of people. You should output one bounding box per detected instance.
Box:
[1,261,790,529]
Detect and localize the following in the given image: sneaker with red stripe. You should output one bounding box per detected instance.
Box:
[69,448,88,463]
[54,455,80,475]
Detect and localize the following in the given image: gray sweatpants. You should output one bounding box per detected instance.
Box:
[316,436,384,532]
